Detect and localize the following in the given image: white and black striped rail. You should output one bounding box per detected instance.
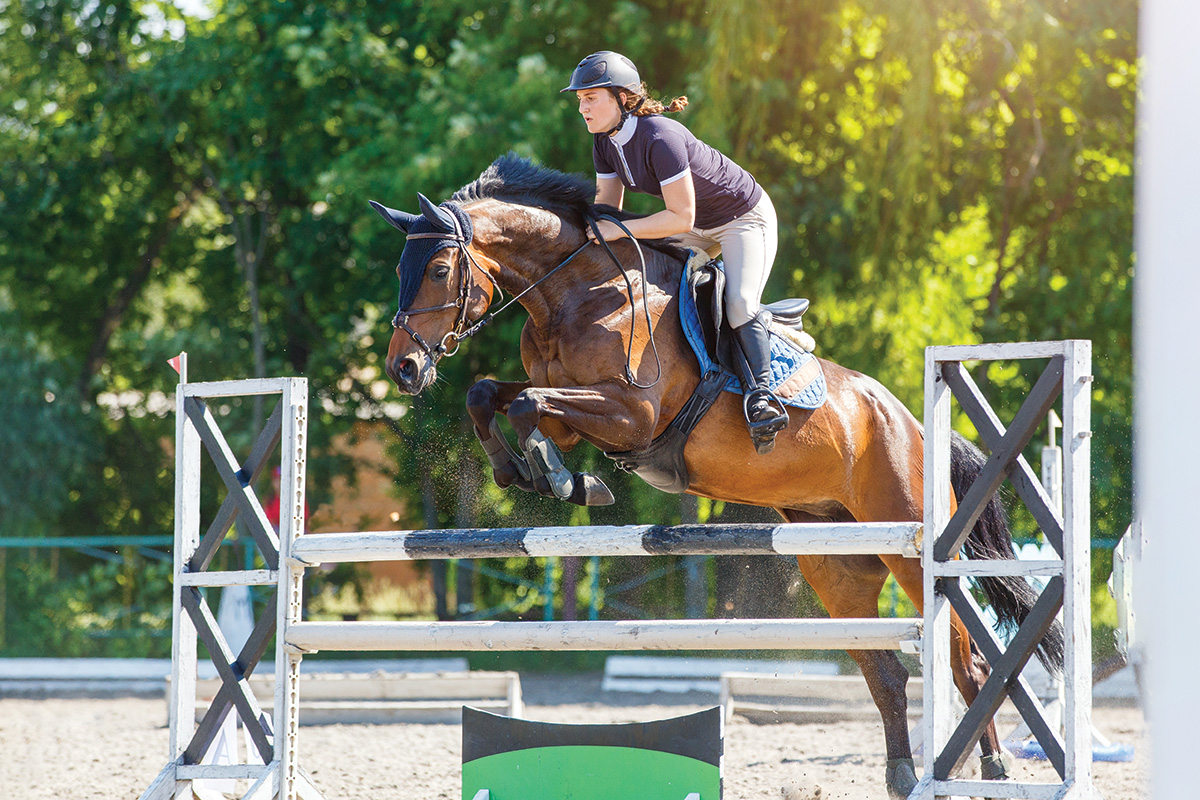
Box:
[289,522,923,566]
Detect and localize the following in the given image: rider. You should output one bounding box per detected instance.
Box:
[563,51,789,453]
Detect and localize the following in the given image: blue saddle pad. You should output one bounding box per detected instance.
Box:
[678,263,827,410]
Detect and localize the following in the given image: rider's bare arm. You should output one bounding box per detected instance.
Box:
[595,175,625,209]
[589,172,696,242]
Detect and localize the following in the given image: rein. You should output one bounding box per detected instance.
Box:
[391,213,663,389]
[453,240,593,343]
[587,214,663,389]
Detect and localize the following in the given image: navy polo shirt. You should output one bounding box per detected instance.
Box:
[593,114,763,230]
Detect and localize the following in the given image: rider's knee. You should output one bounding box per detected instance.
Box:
[725,296,760,329]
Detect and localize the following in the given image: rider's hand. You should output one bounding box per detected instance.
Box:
[586,219,626,244]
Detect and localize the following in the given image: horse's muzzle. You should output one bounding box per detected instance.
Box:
[386,354,435,394]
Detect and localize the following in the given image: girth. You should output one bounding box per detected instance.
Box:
[603,258,729,493]
[605,369,726,494]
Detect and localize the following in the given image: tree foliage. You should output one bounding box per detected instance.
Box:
[0,0,1135,654]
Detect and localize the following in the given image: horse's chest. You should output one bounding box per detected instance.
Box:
[535,316,624,382]
[535,286,670,386]
[540,342,602,386]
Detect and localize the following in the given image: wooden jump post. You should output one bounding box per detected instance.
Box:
[139,340,1095,800]
[921,340,1093,800]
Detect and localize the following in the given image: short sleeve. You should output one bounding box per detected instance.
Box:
[649,129,690,186]
[592,136,617,179]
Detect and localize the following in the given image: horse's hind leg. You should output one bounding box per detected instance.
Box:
[882,551,1008,780]
[783,511,919,799]
[836,415,1011,784]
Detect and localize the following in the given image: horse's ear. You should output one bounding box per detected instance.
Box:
[369,200,420,233]
[417,192,457,233]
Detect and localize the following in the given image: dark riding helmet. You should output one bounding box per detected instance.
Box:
[560,51,642,95]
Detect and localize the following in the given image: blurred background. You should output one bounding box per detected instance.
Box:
[0,0,1134,669]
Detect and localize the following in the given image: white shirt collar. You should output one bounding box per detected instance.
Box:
[609,113,639,146]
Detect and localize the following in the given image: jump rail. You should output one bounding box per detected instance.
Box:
[290,521,922,564]
[286,618,923,653]
[140,340,1096,800]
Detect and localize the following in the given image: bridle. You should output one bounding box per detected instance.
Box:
[391,212,661,388]
[390,223,500,363]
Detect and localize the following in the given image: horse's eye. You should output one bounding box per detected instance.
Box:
[433,266,451,281]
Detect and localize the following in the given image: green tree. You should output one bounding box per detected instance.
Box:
[0,0,1136,651]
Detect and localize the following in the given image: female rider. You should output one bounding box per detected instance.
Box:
[563,51,789,454]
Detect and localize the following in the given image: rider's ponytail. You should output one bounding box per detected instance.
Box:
[619,83,689,116]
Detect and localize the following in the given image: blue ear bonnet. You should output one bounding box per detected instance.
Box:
[369,196,474,312]
[396,205,473,311]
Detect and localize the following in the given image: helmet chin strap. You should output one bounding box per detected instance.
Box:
[604,94,646,137]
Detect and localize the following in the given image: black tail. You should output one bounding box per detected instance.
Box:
[949,431,1065,674]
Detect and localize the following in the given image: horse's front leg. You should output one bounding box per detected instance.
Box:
[507,382,654,507]
[465,379,536,493]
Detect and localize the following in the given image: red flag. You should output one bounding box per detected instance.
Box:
[168,354,183,374]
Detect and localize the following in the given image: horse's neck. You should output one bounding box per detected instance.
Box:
[497,244,680,331]
[481,241,577,331]
[473,203,682,331]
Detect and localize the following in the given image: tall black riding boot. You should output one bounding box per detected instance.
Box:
[732,312,789,455]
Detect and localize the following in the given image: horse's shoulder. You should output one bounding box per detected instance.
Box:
[518,320,545,372]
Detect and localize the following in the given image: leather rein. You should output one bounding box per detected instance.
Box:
[391,214,661,388]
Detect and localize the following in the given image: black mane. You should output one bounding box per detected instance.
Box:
[453,153,690,260]
[452,152,595,226]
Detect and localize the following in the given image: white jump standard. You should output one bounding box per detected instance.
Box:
[139,340,1096,800]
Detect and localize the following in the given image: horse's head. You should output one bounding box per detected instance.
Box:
[370,194,493,394]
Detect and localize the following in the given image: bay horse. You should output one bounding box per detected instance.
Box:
[371,153,1061,798]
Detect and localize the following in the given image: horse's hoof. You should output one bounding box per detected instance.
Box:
[980,752,1011,781]
[493,464,534,493]
[567,473,615,506]
[885,758,918,799]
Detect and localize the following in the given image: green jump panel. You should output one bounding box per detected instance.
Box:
[462,706,722,800]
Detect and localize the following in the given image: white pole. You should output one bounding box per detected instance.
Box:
[921,346,955,790]
[1135,1,1200,797]
[275,378,308,800]
[1061,340,1093,790]
[285,618,922,654]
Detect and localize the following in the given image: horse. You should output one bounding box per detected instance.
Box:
[370,153,1062,799]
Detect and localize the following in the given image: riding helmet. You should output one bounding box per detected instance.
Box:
[560,51,641,94]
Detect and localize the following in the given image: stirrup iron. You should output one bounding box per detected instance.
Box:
[742,389,788,455]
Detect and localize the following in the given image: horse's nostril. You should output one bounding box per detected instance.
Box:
[386,357,414,388]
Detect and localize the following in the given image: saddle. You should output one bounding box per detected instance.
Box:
[684,254,816,379]
[606,255,825,493]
